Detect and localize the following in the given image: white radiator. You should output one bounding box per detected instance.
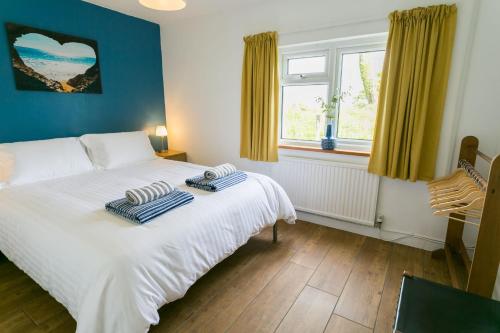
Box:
[271,156,380,226]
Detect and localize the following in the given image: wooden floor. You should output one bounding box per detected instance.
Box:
[0,220,452,333]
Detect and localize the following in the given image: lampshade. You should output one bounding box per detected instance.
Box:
[155,125,168,137]
[139,0,186,11]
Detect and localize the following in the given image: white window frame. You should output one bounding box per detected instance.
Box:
[279,34,387,152]
[282,49,331,84]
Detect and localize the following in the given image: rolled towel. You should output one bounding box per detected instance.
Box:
[125,180,175,205]
[186,171,247,192]
[204,163,237,180]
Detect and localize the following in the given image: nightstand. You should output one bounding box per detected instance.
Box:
[156,150,187,162]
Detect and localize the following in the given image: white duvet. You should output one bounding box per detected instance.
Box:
[0,159,296,333]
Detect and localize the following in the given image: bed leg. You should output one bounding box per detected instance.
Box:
[273,223,278,243]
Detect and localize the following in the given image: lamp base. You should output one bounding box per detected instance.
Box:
[158,136,169,152]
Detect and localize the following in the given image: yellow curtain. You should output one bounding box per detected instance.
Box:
[368,5,457,181]
[240,31,279,162]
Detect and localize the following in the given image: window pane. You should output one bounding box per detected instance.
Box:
[288,56,326,75]
[281,85,328,141]
[337,50,385,140]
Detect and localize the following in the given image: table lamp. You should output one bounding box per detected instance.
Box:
[155,125,168,152]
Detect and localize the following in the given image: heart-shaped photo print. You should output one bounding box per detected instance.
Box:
[14,33,96,83]
[6,23,102,94]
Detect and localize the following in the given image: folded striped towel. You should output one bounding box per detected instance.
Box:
[204,163,237,180]
[186,171,247,192]
[125,180,175,205]
[106,190,194,224]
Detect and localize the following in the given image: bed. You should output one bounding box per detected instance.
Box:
[0,154,296,332]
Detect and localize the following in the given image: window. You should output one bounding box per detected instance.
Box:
[287,56,326,75]
[280,36,386,150]
[281,85,329,141]
[281,51,330,142]
[337,50,385,140]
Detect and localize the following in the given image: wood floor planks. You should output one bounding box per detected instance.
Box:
[151,238,271,332]
[373,244,425,333]
[275,286,338,333]
[23,293,68,326]
[0,310,41,333]
[37,315,77,333]
[290,226,335,269]
[227,262,314,333]
[172,244,295,332]
[324,315,372,333]
[334,237,392,328]
[0,220,453,333]
[423,251,453,286]
[308,229,366,295]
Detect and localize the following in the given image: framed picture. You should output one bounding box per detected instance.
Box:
[5,23,102,94]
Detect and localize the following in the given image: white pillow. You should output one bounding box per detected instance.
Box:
[80,131,156,169]
[0,137,95,186]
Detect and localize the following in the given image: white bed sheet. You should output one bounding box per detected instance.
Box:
[0,159,296,333]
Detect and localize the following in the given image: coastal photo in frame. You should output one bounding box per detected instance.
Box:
[5,23,102,93]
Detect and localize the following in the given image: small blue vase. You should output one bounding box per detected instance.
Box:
[321,123,335,150]
[321,138,335,150]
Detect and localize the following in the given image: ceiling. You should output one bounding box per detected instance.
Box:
[84,0,268,23]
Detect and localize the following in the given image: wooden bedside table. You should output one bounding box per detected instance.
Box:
[156,150,187,162]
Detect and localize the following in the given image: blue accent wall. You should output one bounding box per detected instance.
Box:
[0,0,165,145]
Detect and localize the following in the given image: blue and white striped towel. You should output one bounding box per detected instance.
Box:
[125,180,175,205]
[186,171,247,192]
[204,163,237,180]
[106,190,194,224]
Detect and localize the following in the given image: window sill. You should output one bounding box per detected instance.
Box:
[279,144,370,157]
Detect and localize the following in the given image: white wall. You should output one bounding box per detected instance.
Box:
[160,0,495,248]
[455,0,500,246]
[160,0,500,297]
[451,0,500,300]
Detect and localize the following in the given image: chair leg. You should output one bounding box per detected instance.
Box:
[273,223,278,243]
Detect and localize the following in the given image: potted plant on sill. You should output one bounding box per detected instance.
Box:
[316,93,342,150]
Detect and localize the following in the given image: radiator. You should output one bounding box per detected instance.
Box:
[270,156,380,226]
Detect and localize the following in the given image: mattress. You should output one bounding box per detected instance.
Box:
[0,159,296,333]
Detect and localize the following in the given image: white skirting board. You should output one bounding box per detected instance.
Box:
[297,211,446,252]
